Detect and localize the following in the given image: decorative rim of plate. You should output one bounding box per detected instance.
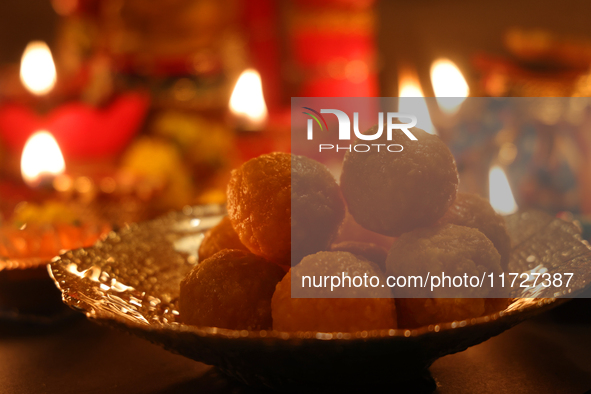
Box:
[76,296,561,342]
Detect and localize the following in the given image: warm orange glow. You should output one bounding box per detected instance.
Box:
[398,73,436,135]
[399,78,423,98]
[489,166,518,215]
[20,41,57,96]
[21,131,65,187]
[51,0,78,16]
[430,58,469,114]
[229,69,268,129]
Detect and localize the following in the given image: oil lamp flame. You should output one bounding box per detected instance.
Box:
[399,79,423,98]
[21,131,65,187]
[489,165,518,215]
[20,41,57,96]
[398,73,436,135]
[430,58,469,114]
[229,69,268,129]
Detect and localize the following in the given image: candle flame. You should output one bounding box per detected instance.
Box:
[21,131,65,187]
[229,69,268,128]
[489,165,518,215]
[430,58,469,114]
[398,72,436,135]
[20,41,57,96]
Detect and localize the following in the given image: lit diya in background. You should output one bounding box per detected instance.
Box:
[19,41,57,98]
[0,133,111,321]
[0,40,156,225]
[489,165,519,215]
[230,68,290,161]
[430,58,470,116]
[395,60,470,143]
[0,40,149,161]
[229,69,268,132]
[397,66,436,135]
[414,58,499,198]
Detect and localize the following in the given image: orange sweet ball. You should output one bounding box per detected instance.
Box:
[386,224,504,328]
[227,152,345,267]
[330,241,388,272]
[386,224,503,297]
[198,216,248,262]
[179,249,285,330]
[272,251,396,332]
[438,192,512,270]
[340,127,458,236]
[227,152,291,266]
[291,154,345,263]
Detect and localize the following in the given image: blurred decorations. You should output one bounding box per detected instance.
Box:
[0,92,149,160]
[51,0,247,112]
[446,28,591,215]
[151,111,235,174]
[474,28,591,97]
[0,201,111,263]
[287,0,378,97]
[119,136,195,211]
[444,98,587,215]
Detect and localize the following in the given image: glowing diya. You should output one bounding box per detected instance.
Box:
[0,40,149,160]
[0,133,111,321]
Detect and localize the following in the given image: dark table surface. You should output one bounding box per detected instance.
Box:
[1,300,590,394]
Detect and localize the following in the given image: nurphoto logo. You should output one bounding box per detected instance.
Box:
[302,107,418,152]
